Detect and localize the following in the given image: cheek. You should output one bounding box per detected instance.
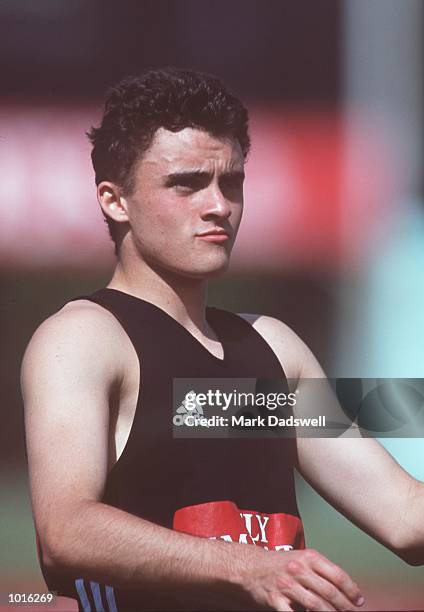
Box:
[231,203,243,229]
[131,201,191,247]
[154,206,192,237]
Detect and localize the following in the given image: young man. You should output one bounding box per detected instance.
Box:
[22,68,423,612]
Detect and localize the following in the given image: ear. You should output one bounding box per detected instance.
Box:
[97,181,129,223]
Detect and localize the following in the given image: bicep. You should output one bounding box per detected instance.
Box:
[21,311,117,538]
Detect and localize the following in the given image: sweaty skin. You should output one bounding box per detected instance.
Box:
[22,128,423,611]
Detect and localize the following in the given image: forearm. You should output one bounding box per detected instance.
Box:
[297,436,424,565]
[41,499,250,605]
[40,500,366,611]
[400,479,424,565]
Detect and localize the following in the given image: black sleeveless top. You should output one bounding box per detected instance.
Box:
[41,289,304,611]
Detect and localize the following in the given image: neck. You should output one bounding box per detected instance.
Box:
[108,258,210,335]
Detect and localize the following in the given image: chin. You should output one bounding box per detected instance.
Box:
[195,253,231,278]
[170,256,231,280]
[185,263,230,280]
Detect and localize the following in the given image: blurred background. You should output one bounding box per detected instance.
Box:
[1,0,423,609]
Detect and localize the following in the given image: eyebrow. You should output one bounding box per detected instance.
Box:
[164,169,245,185]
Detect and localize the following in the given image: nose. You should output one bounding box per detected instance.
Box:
[199,184,231,220]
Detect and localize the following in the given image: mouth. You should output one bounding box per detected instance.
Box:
[196,228,231,243]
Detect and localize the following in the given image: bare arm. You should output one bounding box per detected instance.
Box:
[22,304,239,599]
[22,304,364,611]
[248,315,424,565]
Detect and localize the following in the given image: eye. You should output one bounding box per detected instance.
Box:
[176,180,199,191]
[223,176,244,190]
[174,183,194,194]
[219,174,245,198]
[168,175,208,193]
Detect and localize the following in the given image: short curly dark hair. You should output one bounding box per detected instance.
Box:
[87,67,250,249]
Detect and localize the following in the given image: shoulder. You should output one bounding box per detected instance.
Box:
[21,299,130,389]
[23,298,126,358]
[237,313,325,380]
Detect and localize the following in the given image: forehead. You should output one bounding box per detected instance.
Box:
[140,127,244,173]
